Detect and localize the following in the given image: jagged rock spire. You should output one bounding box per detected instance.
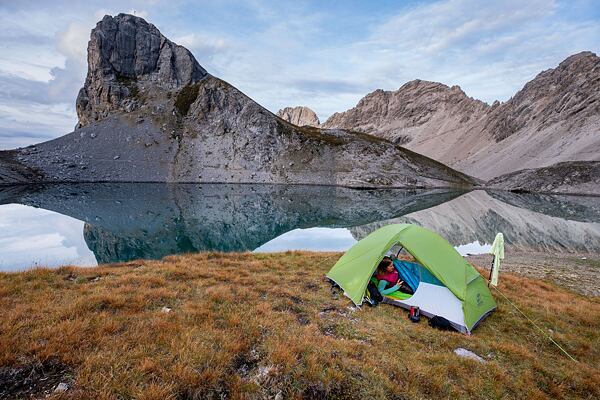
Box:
[76,13,208,127]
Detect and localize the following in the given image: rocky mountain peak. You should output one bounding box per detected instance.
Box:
[485,51,600,141]
[276,106,320,127]
[322,51,599,182]
[76,13,208,128]
[322,79,488,145]
[0,13,477,190]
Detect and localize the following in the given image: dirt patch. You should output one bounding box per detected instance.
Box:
[0,150,45,184]
[0,359,73,399]
[468,251,600,296]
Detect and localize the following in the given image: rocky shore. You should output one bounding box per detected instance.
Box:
[468,251,600,297]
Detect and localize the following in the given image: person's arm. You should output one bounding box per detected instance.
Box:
[378,279,400,295]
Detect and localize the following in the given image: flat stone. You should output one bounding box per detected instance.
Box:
[54,382,69,393]
[454,347,486,363]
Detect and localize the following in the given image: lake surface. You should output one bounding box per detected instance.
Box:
[0,184,599,271]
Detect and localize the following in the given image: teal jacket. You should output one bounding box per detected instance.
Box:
[377,279,401,295]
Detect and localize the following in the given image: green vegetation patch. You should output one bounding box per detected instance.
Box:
[277,119,346,146]
[115,73,139,99]
[175,84,200,116]
[574,257,600,268]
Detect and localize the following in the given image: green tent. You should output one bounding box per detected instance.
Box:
[326,224,496,333]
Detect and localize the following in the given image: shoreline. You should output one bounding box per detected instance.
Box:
[467,251,600,297]
[3,250,599,297]
[2,179,600,197]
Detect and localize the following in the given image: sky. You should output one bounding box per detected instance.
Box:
[0,0,599,149]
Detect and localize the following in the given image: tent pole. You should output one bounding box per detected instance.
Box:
[396,246,403,258]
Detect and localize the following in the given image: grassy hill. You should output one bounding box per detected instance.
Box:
[1,252,598,399]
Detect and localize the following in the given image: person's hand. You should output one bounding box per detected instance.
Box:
[397,280,403,286]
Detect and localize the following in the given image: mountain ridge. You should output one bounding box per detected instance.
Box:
[0,13,476,189]
[318,51,600,182]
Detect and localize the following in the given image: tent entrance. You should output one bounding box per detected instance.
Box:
[383,243,445,294]
[378,242,467,332]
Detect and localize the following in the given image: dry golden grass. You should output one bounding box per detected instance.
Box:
[0,251,599,399]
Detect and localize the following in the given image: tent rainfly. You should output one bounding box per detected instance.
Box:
[326,224,496,334]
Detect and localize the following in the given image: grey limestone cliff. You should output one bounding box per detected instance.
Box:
[322,80,488,146]
[276,106,320,127]
[0,13,475,189]
[487,161,600,196]
[323,52,600,185]
[76,14,207,128]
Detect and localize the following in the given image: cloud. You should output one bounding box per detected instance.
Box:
[174,33,228,55]
[0,101,77,148]
[0,12,92,149]
[0,204,97,271]
[55,21,89,62]
[254,227,356,252]
[1,0,599,149]
[343,0,600,104]
[288,79,368,96]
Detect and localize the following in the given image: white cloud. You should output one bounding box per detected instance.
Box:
[339,0,599,105]
[1,0,599,148]
[174,33,228,55]
[254,227,357,252]
[55,21,89,63]
[0,204,97,271]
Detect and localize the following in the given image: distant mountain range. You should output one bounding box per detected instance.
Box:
[0,13,474,190]
[1,13,597,194]
[280,52,600,194]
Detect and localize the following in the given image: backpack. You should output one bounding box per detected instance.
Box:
[366,281,383,305]
[429,316,454,331]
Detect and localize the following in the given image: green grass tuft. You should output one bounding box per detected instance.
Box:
[174,84,200,116]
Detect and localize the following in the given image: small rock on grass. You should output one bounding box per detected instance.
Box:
[161,306,172,313]
[453,348,486,363]
[54,382,69,393]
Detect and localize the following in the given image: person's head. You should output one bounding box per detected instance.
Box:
[377,258,394,274]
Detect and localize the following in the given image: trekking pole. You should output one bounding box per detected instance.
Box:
[488,255,495,287]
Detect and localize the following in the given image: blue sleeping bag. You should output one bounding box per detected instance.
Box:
[393,259,443,292]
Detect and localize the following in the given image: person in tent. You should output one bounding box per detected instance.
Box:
[375,258,412,295]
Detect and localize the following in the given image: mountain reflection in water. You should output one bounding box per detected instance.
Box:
[0,184,461,267]
[351,190,600,253]
[0,184,599,271]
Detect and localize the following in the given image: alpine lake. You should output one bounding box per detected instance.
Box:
[1,183,599,272]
